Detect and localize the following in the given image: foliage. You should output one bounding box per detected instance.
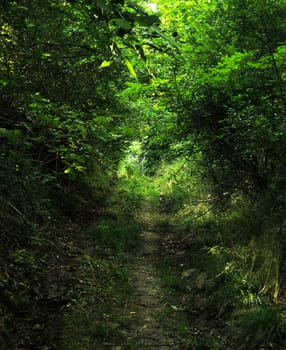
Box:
[60,254,132,350]
[143,0,286,207]
[156,156,284,347]
[173,194,281,302]
[230,306,286,349]
[159,256,185,291]
[0,0,160,347]
[88,218,142,252]
[3,0,286,347]
[133,4,286,345]
[188,334,227,350]
[0,0,161,221]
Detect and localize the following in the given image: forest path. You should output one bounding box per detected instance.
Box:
[116,204,189,349]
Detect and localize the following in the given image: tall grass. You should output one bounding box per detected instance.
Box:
[230,306,286,349]
[152,157,286,348]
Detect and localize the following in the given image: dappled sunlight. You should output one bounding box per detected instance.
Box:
[2,0,286,349]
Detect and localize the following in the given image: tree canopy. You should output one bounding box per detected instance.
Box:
[2,0,286,348]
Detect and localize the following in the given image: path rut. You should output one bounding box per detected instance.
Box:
[119,220,189,349]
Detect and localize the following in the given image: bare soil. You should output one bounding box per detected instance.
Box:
[111,207,190,350]
[121,230,187,349]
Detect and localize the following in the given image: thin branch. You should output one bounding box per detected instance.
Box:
[0,196,23,217]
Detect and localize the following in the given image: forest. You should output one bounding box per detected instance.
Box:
[1,0,286,349]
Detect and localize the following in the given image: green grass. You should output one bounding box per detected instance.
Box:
[60,254,133,350]
[165,181,285,348]
[88,218,142,252]
[230,306,286,349]
[188,334,227,350]
[159,257,185,292]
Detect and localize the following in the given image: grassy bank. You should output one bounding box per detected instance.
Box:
[152,158,286,349]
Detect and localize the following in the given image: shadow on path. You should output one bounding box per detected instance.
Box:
[116,206,189,349]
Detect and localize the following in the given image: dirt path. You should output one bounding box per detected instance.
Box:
[118,212,189,349]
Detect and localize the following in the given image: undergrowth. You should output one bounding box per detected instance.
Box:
[178,203,285,348]
[230,306,286,349]
[159,256,185,292]
[88,218,142,252]
[60,254,132,349]
[60,147,156,349]
[153,157,286,349]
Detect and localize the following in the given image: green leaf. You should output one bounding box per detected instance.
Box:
[96,0,110,13]
[170,305,180,310]
[0,128,22,141]
[41,52,52,57]
[26,21,35,28]
[277,45,286,55]
[74,165,86,172]
[94,116,107,123]
[135,15,160,27]
[120,126,136,136]
[99,60,113,68]
[114,18,133,30]
[0,80,8,87]
[125,59,138,81]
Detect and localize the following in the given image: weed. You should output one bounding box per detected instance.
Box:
[87,321,113,339]
[88,218,142,252]
[60,254,132,350]
[159,257,185,291]
[230,306,286,349]
[172,319,190,337]
[13,249,37,269]
[188,333,227,350]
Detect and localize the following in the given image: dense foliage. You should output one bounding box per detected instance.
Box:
[0,1,158,348]
[145,0,286,203]
[0,0,162,224]
[2,0,286,348]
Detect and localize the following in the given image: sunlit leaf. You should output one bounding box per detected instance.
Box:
[120,126,136,136]
[0,80,8,87]
[74,165,86,172]
[99,60,112,68]
[41,52,52,57]
[125,59,138,81]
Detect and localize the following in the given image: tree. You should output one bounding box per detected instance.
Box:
[0,0,161,219]
[144,0,286,202]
